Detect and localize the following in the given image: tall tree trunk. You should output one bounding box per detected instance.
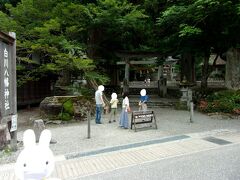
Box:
[201,53,210,89]
[181,53,195,83]
[225,48,240,90]
[87,28,102,59]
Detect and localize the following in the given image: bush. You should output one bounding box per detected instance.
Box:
[198,90,240,114]
[58,99,74,121]
[58,112,72,121]
[63,99,74,115]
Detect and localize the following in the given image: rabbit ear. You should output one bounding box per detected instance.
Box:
[23,129,36,148]
[39,129,51,147]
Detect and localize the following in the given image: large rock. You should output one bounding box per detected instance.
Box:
[40,96,62,120]
[40,96,95,121]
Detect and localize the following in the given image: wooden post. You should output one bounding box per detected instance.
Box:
[124,58,129,83]
[190,101,194,123]
[9,32,17,150]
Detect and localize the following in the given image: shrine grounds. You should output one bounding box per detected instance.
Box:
[1,104,240,166]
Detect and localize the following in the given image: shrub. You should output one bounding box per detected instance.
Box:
[58,112,72,121]
[58,99,74,121]
[198,90,240,114]
[63,99,74,115]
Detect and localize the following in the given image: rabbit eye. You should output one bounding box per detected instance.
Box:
[23,163,26,167]
[46,161,49,165]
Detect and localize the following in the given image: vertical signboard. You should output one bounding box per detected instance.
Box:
[0,31,17,132]
[0,33,16,119]
[0,32,17,150]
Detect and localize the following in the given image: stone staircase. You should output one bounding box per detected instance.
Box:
[129,95,178,108]
[117,81,180,108]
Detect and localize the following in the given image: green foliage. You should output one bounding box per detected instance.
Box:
[174,101,188,110]
[0,0,111,87]
[58,112,72,121]
[80,87,95,98]
[63,99,74,115]
[58,99,74,121]
[85,71,110,85]
[86,0,150,54]
[0,11,18,31]
[199,90,240,114]
[1,0,239,90]
[0,146,12,158]
[179,24,202,38]
[156,0,240,56]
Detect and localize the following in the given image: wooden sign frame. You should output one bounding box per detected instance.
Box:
[130,110,157,132]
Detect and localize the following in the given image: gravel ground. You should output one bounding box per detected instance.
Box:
[1,106,240,165]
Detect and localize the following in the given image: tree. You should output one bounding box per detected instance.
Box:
[0,0,106,86]
[85,0,149,60]
[0,0,151,87]
[156,0,240,89]
[225,48,240,90]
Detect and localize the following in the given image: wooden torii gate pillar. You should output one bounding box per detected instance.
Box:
[122,58,130,94]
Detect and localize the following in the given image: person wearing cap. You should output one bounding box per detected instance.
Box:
[95,85,105,124]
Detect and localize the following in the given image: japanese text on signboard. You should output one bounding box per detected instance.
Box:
[3,48,10,111]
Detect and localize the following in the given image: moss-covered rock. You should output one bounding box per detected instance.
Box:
[40,97,62,120]
[40,96,95,121]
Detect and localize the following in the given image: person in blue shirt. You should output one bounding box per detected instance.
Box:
[138,89,149,111]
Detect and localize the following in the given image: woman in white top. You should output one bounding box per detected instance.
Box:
[119,92,130,129]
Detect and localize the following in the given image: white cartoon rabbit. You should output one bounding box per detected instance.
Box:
[15,129,60,180]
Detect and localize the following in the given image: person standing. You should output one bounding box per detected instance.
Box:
[139,89,149,111]
[109,93,119,123]
[95,85,105,124]
[119,92,130,129]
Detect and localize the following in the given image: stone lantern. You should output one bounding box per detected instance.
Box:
[179,76,195,108]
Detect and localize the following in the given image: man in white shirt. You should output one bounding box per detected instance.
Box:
[95,85,105,124]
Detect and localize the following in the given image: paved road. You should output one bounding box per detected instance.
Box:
[78,143,240,180]
[1,130,240,180]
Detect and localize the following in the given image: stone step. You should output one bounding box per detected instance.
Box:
[129,95,178,108]
[128,88,159,95]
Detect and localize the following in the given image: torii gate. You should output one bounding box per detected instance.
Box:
[116,51,163,82]
[116,51,167,96]
[116,51,164,83]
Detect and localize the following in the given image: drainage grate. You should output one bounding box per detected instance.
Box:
[203,137,232,145]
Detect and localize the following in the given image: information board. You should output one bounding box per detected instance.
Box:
[130,110,157,132]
